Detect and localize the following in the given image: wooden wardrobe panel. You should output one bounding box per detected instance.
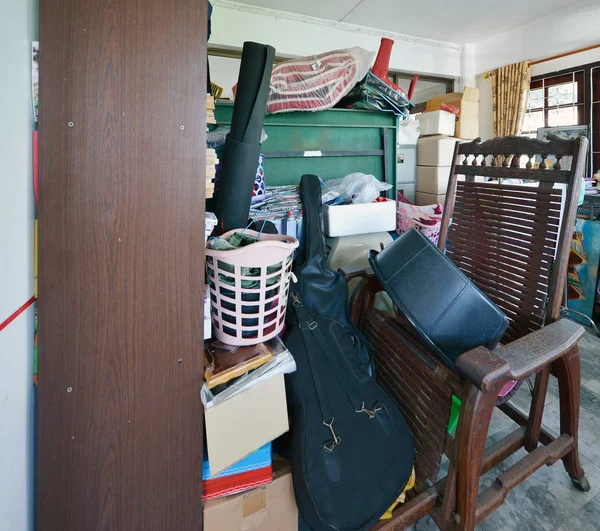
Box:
[37,1,206,529]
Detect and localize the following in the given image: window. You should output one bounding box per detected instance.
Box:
[522,71,585,137]
[524,63,600,177]
[388,72,454,111]
[592,66,600,176]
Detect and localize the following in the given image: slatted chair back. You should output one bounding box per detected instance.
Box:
[439,135,588,344]
[361,310,460,488]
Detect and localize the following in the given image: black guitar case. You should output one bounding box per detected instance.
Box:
[292,174,371,370]
[284,174,414,531]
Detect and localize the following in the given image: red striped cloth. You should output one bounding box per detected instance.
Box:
[202,464,273,500]
[266,48,372,114]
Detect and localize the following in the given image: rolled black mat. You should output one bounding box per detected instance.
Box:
[216,135,262,231]
[215,41,275,232]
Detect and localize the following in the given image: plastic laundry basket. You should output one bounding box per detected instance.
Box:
[206,229,299,346]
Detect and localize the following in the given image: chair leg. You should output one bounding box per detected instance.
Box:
[455,384,499,530]
[553,347,591,492]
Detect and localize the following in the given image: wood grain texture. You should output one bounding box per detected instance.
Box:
[361,310,454,489]
[440,136,588,342]
[37,1,207,530]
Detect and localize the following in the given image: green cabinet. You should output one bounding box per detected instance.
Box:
[214,103,403,195]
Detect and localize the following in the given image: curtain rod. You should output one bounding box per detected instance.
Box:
[530,43,600,65]
[483,42,600,79]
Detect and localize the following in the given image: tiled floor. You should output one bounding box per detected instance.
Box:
[408,320,600,531]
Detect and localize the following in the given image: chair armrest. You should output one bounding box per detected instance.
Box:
[456,319,585,392]
[338,265,374,281]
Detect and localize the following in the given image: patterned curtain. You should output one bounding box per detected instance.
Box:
[492,61,531,137]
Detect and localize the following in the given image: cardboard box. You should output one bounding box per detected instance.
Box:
[417,135,461,167]
[204,374,289,475]
[417,110,456,137]
[204,460,298,531]
[416,191,446,206]
[426,87,480,139]
[417,166,451,195]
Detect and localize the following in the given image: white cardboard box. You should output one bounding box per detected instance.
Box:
[417,166,452,195]
[417,135,461,167]
[416,191,446,206]
[417,110,456,137]
[204,374,289,475]
[323,199,396,237]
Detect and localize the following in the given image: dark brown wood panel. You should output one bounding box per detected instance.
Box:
[37,1,206,529]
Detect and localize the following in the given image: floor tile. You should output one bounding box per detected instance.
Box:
[407,325,600,531]
[554,493,600,531]
[508,376,560,413]
[540,381,600,464]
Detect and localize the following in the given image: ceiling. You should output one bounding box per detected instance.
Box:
[230,0,583,44]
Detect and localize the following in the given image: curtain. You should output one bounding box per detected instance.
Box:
[492,60,531,137]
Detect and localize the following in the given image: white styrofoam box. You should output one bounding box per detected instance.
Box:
[324,200,396,237]
[417,135,461,167]
[416,191,446,207]
[417,166,452,195]
[417,110,456,137]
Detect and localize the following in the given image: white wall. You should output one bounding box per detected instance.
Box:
[474,0,600,139]
[209,0,462,83]
[0,1,37,530]
[475,0,600,75]
[209,55,241,100]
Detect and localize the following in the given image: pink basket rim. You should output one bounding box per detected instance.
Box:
[206,229,299,258]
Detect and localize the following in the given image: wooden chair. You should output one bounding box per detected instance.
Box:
[347,135,590,530]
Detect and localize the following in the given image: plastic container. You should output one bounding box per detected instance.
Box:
[206,229,299,345]
[323,199,396,237]
[396,200,444,245]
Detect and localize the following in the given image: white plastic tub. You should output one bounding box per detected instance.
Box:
[323,199,396,237]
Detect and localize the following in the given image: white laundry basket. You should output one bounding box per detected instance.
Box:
[206,229,299,345]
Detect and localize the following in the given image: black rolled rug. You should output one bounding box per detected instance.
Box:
[214,41,275,233]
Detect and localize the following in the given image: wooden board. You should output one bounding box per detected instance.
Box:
[37,1,207,529]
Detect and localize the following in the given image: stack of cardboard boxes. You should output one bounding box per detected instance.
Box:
[201,336,299,531]
[415,87,480,206]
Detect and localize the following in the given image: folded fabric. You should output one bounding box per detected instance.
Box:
[380,468,416,520]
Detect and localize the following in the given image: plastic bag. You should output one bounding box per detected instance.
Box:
[397,118,420,144]
[340,71,414,119]
[266,47,375,114]
[324,173,392,205]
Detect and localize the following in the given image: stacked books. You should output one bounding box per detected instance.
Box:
[206,148,218,199]
[206,94,216,124]
[202,443,273,500]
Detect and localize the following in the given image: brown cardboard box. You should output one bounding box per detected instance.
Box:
[426,87,480,139]
[416,166,451,195]
[204,374,289,475]
[416,191,446,206]
[204,460,298,531]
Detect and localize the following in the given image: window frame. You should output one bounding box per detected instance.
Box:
[525,70,586,131]
[526,61,600,177]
